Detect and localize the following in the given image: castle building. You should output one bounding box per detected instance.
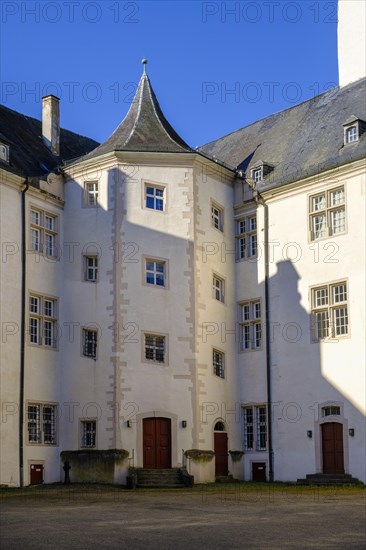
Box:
[0,0,365,486]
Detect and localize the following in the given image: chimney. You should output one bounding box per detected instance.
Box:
[42,95,60,155]
[338,0,366,87]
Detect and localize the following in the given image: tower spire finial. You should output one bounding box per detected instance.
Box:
[141,58,148,75]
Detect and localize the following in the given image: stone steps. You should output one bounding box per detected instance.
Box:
[297,473,363,486]
[136,468,186,488]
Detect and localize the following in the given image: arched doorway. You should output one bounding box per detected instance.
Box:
[321,422,344,474]
[214,421,228,476]
[143,417,171,468]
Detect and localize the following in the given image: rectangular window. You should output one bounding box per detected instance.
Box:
[82,328,98,358]
[85,181,99,206]
[81,420,96,448]
[213,349,225,378]
[27,403,57,445]
[311,281,349,340]
[84,256,98,282]
[29,294,57,348]
[243,405,267,451]
[346,126,357,143]
[239,300,262,351]
[236,215,257,260]
[145,185,165,211]
[30,208,58,257]
[309,186,346,240]
[145,259,166,287]
[211,203,224,231]
[144,334,166,363]
[213,274,225,303]
[253,168,262,183]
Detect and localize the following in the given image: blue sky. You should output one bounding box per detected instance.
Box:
[0,1,338,147]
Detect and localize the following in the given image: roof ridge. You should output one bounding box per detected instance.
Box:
[123,75,145,148]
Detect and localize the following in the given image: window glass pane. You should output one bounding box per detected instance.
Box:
[45,215,55,230]
[45,233,55,256]
[314,288,328,307]
[333,284,347,303]
[28,405,41,443]
[31,229,40,251]
[31,210,40,225]
[347,127,357,142]
[330,188,345,206]
[330,208,345,234]
[312,215,326,239]
[312,195,326,211]
[30,318,39,343]
[316,311,329,339]
[30,296,39,313]
[333,307,348,336]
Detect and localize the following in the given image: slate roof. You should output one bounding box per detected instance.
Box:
[0,104,99,178]
[199,78,366,190]
[80,72,192,162]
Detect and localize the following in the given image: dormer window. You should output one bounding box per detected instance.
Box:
[0,143,9,163]
[343,116,366,145]
[250,161,274,184]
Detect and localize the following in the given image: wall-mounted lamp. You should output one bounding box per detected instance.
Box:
[182,420,187,428]
[126,420,132,428]
[307,430,312,438]
[349,428,355,437]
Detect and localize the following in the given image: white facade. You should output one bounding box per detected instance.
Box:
[1,0,365,486]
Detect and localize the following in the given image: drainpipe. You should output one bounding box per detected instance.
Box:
[19,179,29,487]
[255,191,274,482]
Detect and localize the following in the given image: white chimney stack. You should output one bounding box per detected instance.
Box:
[42,95,60,155]
[338,0,366,87]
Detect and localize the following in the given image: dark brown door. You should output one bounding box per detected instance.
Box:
[252,462,266,481]
[322,422,344,474]
[143,418,171,468]
[214,432,228,476]
[30,464,43,484]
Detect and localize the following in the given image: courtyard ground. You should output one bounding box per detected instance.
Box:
[1,483,365,549]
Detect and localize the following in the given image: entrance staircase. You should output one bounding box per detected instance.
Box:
[136,468,186,488]
[297,473,363,486]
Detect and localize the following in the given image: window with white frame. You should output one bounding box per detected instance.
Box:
[145,259,166,287]
[243,405,267,451]
[311,281,349,340]
[346,126,357,143]
[81,420,96,448]
[29,294,57,348]
[213,274,225,303]
[27,403,57,445]
[213,349,225,378]
[84,256,98,282]
[236,215,257,260]
[30,208,58,257]
[145,184,165,211]
[85,181,99,206]
[309,186,346,240]
[252,168,262,183]
[239,300,262,351]
[144,334,166,363]
[211,203,224,231]
[82,328,98,358]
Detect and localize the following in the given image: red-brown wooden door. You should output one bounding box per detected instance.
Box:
[252,462,267,481]
[30,464,44,484]
[214,432,228,476]
[322,422,344,474]
[143,418,171,468]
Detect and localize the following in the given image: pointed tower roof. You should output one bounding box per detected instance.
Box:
[84,61,192,159]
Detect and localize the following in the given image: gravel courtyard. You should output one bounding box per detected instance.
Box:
[1,484,365,549]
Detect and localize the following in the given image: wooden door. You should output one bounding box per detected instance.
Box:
[143,418,171,468]
[30,463,43,484]
[252,462,266,481]
[214,432,228,476]
[322,422,344,474]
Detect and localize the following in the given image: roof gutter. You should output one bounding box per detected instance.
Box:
[19,178,29,487]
